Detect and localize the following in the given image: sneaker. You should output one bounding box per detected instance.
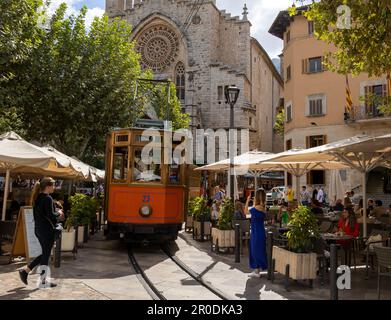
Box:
[40,281,57,288]
[18,269,28,285]
[248,271,261,278]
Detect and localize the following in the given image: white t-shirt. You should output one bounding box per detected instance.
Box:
[317,189,324,202]
[211,204,219,221]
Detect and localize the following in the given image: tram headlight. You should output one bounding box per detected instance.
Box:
[139,205,152,217]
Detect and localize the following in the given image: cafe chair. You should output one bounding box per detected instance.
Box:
[373,246,391,299]
[353,229,390,278]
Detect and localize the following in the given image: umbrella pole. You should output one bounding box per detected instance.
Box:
[362,172,367,238]
[1,169,10,221]
[296,175,301,204]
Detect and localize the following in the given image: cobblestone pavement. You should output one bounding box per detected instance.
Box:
[0,229,390,300]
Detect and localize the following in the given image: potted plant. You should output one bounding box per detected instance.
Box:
[191,197,211,240]
[185,198,195,232]
[272,205,320,286]
[211,198,235,252]
[69,194,98,244]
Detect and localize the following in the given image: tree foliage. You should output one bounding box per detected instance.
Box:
[1,3,189,166]
[0,0,44,82]
[293,0,391,77]
[273,109,285,136]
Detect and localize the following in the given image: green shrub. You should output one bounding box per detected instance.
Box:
[66,193,99,229]
[286,205,320,253]
[190,197,210,222]
[218,198,234,230]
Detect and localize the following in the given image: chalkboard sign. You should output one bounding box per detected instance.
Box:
[10,206,42,263]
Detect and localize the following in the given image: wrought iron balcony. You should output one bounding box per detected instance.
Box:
[344,105,391,123]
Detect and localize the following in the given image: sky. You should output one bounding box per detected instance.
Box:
[47,0,298,59]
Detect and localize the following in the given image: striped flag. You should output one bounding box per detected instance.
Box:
[345,75,353,112]
[388,73,391,96]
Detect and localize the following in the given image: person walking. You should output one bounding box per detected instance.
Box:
[316,186,325,204]
[245,189,268,277]
[300,186,311,206]
[18,177,64,288]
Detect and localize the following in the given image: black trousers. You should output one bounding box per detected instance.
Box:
[28,229,55,271]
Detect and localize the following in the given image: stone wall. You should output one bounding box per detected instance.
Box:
[106,0,280,153]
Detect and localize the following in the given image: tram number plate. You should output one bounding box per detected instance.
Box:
[135,226,154,234]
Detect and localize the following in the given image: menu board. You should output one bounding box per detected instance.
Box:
[10,207,42,263]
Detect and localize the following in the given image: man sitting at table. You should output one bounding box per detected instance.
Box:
[333,199,344,212]
[371,200,388,219]
[311,199,323,215]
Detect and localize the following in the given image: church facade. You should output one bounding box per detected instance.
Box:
[106,0,283,155]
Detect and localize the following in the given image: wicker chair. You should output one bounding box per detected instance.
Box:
[374,246,391,299]
[353,229,390,278]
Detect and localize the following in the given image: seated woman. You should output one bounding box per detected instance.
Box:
[234,200,246,219]
[336,207,359,247]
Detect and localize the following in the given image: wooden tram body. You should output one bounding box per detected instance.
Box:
[104,125,193,242]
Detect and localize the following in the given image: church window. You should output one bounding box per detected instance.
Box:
[136,24,180,72]
[175,62,185,102]
[218,86,223,100]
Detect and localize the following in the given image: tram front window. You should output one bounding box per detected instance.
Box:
[168,159,180,184]
[133,149,161,182]
[112,147,128,181]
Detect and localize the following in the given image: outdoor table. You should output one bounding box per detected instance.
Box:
[322,233,354,266]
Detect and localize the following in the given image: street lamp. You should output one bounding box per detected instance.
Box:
[225,85,240,200]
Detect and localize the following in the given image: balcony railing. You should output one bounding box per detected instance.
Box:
[344,105,391,122]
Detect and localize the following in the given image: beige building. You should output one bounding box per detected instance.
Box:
[106,0,283,156]
[269,6,391,204]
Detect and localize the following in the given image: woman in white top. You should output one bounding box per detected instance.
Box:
[211,200,221,227]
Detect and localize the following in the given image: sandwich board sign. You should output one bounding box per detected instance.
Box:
[9,206,42,263]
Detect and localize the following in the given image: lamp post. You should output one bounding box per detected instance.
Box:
[225,85,240,200]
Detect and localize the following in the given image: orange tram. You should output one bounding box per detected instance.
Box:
[104,123,196,243]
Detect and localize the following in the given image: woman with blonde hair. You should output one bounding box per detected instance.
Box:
[18,177,64,288]
[245,188,268,277]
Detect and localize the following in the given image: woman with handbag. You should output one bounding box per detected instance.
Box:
[18,177,64,288]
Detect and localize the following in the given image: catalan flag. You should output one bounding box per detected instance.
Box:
[388,73,391,96]
[345,75,353,112]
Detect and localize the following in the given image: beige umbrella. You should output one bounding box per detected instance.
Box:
[268,134,391,236]
[195,151,281,193]
[0,132,56,220]
[246,149,350,202]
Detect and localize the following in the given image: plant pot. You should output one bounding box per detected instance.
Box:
[211,228,235,248]
[77,226,83,245]
[193,221,211,240]
[272,246,317,280]
[185,216,193,232]
[83,225,89,243]
[61,228,76,252]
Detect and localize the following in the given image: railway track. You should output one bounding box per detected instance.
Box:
[127,244,232,301]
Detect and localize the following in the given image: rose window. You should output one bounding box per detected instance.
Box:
[136,25,179,72]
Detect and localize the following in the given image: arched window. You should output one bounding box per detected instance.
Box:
[175,62,185,102]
